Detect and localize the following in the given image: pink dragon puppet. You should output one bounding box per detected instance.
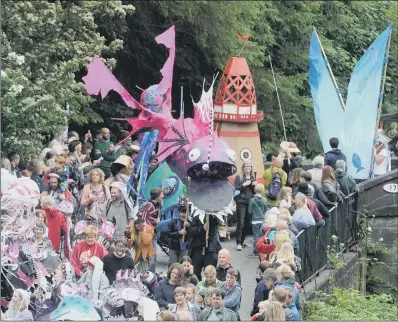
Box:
[82,25,237,222]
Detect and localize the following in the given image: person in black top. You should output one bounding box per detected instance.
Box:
[234,161,256,251]
[189,213,221,280]
[102,237,134,285]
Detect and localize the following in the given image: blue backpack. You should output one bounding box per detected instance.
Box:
[266,168,285,200]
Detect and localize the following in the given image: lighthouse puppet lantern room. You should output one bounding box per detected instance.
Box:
[214,56,264,183]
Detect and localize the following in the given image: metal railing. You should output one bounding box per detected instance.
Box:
[296,192,358,284]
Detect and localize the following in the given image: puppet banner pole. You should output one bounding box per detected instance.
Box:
[205,213,209,248]
[369,27,392,178]
[180,86,184,115]
[269,55,288,142]
[313,29,346,112]
[182,197,188,243]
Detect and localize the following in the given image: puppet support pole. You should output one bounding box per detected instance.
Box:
[269,55,288,143]
[205,213,209,248]
[182,197,189,243]
[313,29,346,112]
[369,29,392,178]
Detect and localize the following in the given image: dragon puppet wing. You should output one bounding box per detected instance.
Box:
[82,57,142,110]
[82,58,171,140]
[126,25,177,142]
[155,25,176,120]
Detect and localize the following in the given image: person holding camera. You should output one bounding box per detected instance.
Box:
[168,198,191,266]
[234,161,256,251]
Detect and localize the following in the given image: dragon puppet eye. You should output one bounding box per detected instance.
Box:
[188,148,201,162]
[226,149,237,162]
[240,148,252,161]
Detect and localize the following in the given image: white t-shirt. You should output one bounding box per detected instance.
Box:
[373,148,388,175]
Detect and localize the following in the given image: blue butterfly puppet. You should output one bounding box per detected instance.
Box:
[309,25,392,179]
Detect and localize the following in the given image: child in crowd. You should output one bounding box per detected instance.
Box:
[279,208,299,235]
[130,217,155,272]
[274,264,301,320]
[41,195,70,258]
[57,200,75,252]
[280,285,300,321]
[248,184,268,257]
[36,209,47,224]
[251,300,269,321]
[196,266,221,300]
[47,156,70,192]
[270,287,294,321]
[278,187,293,210]
[1,289,34,321]
[180,256,199,286]
[201,286,215,310]
[185,283,201,308]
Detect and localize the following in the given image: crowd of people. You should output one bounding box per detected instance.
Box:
[234,137,357,261]
[0,132,383,322]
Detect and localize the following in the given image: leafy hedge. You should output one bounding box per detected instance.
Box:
[305,288,398,321]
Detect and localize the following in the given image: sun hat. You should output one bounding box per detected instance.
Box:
[280,141,300,153]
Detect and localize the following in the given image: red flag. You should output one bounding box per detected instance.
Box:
[237,33,250,41]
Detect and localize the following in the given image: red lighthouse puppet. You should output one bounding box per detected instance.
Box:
[214,57,264,183]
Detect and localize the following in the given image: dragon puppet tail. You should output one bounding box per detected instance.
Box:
[134,130,159,205]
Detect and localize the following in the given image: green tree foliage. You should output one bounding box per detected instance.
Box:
[2,1,396,159]
[108,0,397,157]
[305,288,398,320]
[1,0,134,159]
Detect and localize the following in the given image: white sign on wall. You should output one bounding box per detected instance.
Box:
[383,183,398,193]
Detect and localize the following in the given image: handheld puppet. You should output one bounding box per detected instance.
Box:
[1,177,46,296]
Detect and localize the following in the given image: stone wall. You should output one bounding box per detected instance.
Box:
[302,252,359,301]
[357,169,398,293]
[303,170,397,299]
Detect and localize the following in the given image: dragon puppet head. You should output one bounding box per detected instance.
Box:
[161,78,237,216]
[186,133,237,179]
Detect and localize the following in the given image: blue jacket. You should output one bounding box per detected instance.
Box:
[288,303,300,321]
[250,280,270,316]
[154,279,176,309]
[324,149,346,170]
[220,282,242,313]
[274,277,301,311]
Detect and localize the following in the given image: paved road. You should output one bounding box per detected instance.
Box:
[156,227,258,320]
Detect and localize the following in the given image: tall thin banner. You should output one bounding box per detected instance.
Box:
[341,25,392,179]
[309,27,345,152]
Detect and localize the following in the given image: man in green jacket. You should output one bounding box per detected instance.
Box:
[92,128,116,179]
[199,289,238,321]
